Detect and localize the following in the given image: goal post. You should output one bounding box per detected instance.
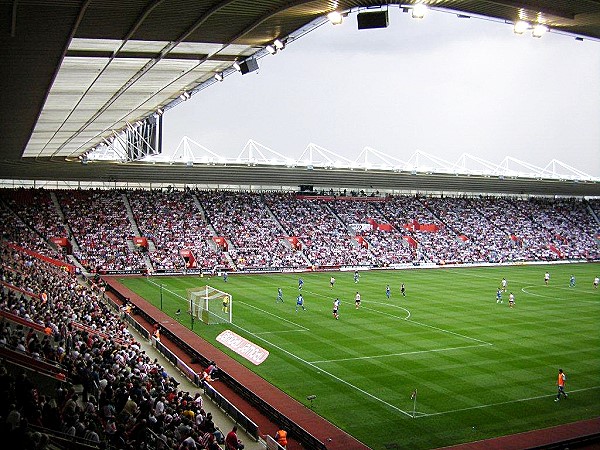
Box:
[187,285,232,325]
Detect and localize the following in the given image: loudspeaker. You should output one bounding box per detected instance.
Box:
[357,10,389,29]
[239,58,259,74]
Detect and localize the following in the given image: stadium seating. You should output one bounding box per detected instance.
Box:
[1,188,597,273]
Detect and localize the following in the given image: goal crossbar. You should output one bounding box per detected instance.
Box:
[187,285,232,325]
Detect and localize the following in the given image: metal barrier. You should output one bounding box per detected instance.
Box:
[203,381,259,440]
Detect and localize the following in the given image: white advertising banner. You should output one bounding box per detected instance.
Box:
[216,330,269,365]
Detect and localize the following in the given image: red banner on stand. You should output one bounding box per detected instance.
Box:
[212,237,228,251]
[354,235,368,249]
[179,249,197,268]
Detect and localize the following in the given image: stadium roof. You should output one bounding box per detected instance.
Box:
[1,0,600,196]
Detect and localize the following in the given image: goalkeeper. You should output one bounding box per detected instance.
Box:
[222,295,230,313]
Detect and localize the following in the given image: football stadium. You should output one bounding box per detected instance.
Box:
[1,2,599,450]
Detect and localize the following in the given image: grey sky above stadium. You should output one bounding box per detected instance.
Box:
[163,8,600,177]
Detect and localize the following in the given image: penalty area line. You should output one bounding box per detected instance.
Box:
[225,321,415,418]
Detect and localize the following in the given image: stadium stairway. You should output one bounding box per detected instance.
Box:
[262,197,312,266]
[50,191,82,256]
[122,192,155,271]
[324,202,377,257]
[192,193,237,268]
[586,200,600,225]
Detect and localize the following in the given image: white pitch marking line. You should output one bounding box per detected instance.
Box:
[419,385,600,418]
[309,343,491,364]
[143,280,412,417]
[253,329,310,335]
[305,289,491,345]
[304,289,411,319]
[224,320,415,418]
[146,278,188,303]
[406,319,493,346]
[521,285,600,305]
[520,286,547,297]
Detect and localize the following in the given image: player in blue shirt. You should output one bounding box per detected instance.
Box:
[354,271,360,284]
[569,275,576,287]
[296,294,306,312]
[298,277,304,290]
[386,285,391,299]
[496,288,503,303]
[276,288,283,303]
[223,271,228,282]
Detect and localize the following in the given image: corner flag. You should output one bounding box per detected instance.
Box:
[411,388,418,418]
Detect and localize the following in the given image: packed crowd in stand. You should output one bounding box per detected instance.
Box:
[0,187,598,450]
[264,194,376,267]
[0,189,68,253]
[128,189,225,272]
[327,199,414,265]
[0,188,598,274]
[0,203,64,261]
[0,244,226,449]
[199,192,306,269]
[56,190,147,273]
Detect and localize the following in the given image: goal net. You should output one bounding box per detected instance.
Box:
[187,285,232,325]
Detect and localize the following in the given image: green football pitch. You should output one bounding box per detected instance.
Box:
[118,263,600,449]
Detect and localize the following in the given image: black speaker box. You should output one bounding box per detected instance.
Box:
[239,58,259,74]
[357,10,389,29]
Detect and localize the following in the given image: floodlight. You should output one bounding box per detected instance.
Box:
[513,20,529,34]
[327,11,343,25]
[214,73,223,82]
[233,61,241,71]
[273,39,285,50]
[532,24,548,38]
[265,44,276,55]
[156,108,164,116]
[180,91,191,101]
[412,3,427,19]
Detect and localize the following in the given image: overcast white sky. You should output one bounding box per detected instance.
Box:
[164,7,600,177]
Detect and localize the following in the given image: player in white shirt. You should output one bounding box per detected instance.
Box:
[355,291,361,309]
[333,298,340,319]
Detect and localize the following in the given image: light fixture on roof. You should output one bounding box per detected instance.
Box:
[513,20,530,34]
[214,73,223,82]
[233,61,241,71]
[265,44,276,55]
[273,39,285,50]
[327,11,343,25]
[180,91,191,101]
[532,23,548,38]
[156,108,164,116]
[238,58,259,75]
[412,3,427,19]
